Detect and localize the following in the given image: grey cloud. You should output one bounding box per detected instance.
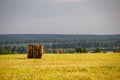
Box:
[0,0,120,34]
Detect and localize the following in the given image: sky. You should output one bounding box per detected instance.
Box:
[0,0,120,34]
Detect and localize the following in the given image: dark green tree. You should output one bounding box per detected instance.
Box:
[76,48,84,53]
[83,48,88,53]
[94,48,101,53]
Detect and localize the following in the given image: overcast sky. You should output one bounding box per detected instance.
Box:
[0,0,120,34]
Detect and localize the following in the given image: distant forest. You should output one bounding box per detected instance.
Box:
[0,34,120,54]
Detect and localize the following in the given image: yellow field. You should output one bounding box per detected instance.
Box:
[0,53,120,80]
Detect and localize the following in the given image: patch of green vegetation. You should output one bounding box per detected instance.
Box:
[0,53,120,80]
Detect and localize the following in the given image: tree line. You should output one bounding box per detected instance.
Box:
[0,46,26,54]
[0,34,120,54]
[0,45,120,54]
[76,47,101,53]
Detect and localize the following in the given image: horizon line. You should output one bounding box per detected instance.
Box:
[0,33,120,36]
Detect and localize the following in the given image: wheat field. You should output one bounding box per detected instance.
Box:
[0,53,120,80]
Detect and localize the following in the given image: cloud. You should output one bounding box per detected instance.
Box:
[0,0,120,34]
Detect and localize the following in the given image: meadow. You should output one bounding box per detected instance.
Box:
[0,53,120,80]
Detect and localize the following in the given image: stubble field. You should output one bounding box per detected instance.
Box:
[0,53,120,80]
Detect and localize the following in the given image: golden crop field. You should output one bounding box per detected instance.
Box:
[0,53,120,80]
